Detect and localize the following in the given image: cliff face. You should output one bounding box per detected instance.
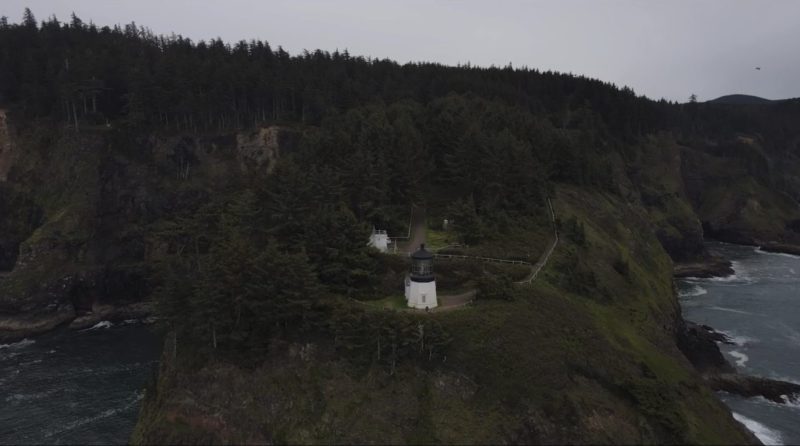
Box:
[0,122,297,341]
[0,109,12,181]
[681,136,800,247]
[628,134,706,261]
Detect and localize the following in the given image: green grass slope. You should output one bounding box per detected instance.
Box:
[132,185,753,444]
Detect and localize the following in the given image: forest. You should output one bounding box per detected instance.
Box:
[2,8,800,367]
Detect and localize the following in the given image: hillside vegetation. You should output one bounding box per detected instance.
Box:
[2,10,799,443]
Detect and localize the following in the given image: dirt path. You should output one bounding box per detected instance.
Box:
[432,197,559,311]
[433,289,477,312]
[397,207,427,254]
[517,197,559,284]
[381,198,559,313]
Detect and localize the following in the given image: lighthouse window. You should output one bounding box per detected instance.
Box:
[412,259,432,276]
[421,294,426,303]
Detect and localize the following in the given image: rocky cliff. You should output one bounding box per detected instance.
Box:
[0,120,298,341]
[0,109,12,181]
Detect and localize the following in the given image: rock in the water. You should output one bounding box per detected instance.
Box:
[674,257,735,278]
[758,242,800,256]
[677,321,735,373]
[707,374,800,404]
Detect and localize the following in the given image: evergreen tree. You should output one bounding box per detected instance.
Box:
[21,8,36,28]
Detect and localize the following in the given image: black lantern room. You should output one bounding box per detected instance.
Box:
[410,244,434,282]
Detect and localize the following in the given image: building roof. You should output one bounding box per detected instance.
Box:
[411,244,433,260]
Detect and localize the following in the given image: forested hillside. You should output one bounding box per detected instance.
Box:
[2,10,800,443]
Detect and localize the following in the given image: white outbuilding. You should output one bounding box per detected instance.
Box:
[368,228,390,253]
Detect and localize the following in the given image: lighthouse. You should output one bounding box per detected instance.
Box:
[405,244,438,310]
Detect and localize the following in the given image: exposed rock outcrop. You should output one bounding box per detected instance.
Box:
[707,374,800,404]
[677,321,735,374]
[0,304,75,342]
[678,320,800,406]
[67,301,153,330]
[235,126,297,175]
[0,109,12,181]
[758,242,800,256]
[673,257,735,278]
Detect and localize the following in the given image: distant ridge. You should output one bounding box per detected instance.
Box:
[707,94,774,105]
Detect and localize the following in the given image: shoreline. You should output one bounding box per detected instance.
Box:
[0,302,153,343]
[757,242,800,257]
[679,320,800,406]
[676,242,800,443]
[673,256,735,279]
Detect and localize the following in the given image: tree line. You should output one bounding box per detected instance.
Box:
[3,9,799,367]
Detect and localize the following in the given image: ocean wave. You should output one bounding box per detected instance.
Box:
[20,359,43,366]
[755,247,800,260]
[42,391,143,438]
[708,306,757,316]
[732,412,782,445]
[5,389,58,403]
[0,338,35,350]
[717,330,757,346]
[768,375,800,386]
[682,261,757,285]
[679,284,708,298]
[728,350,749,368]
[81,321,113,331]
[712,261,757,284]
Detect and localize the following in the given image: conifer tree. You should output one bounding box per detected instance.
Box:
[22,8,36,28]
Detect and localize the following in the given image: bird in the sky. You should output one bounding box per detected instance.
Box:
[755,67,761,70]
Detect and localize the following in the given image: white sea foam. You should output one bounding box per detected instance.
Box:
[20,359,42,366]
[0,338,35,350]
[679,284,708,298]
[732,412,783,445]
[768,375,800,386]
[5,389,57,403]
[738,395,800,410]
[81,320,113,331]
[728,350,749,368]
[682,261,757,285]
[717,330,757,346]
[708,306,756,316]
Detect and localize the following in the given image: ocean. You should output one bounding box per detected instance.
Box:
[678,242,800,445]
[0,322,160,444]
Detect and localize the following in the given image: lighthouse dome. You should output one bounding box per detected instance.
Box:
[411,244,434,260]
[410,244,434,282]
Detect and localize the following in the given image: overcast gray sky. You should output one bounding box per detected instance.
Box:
[3,1,799,102]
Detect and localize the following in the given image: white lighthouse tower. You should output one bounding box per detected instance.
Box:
[405,244,438,310]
